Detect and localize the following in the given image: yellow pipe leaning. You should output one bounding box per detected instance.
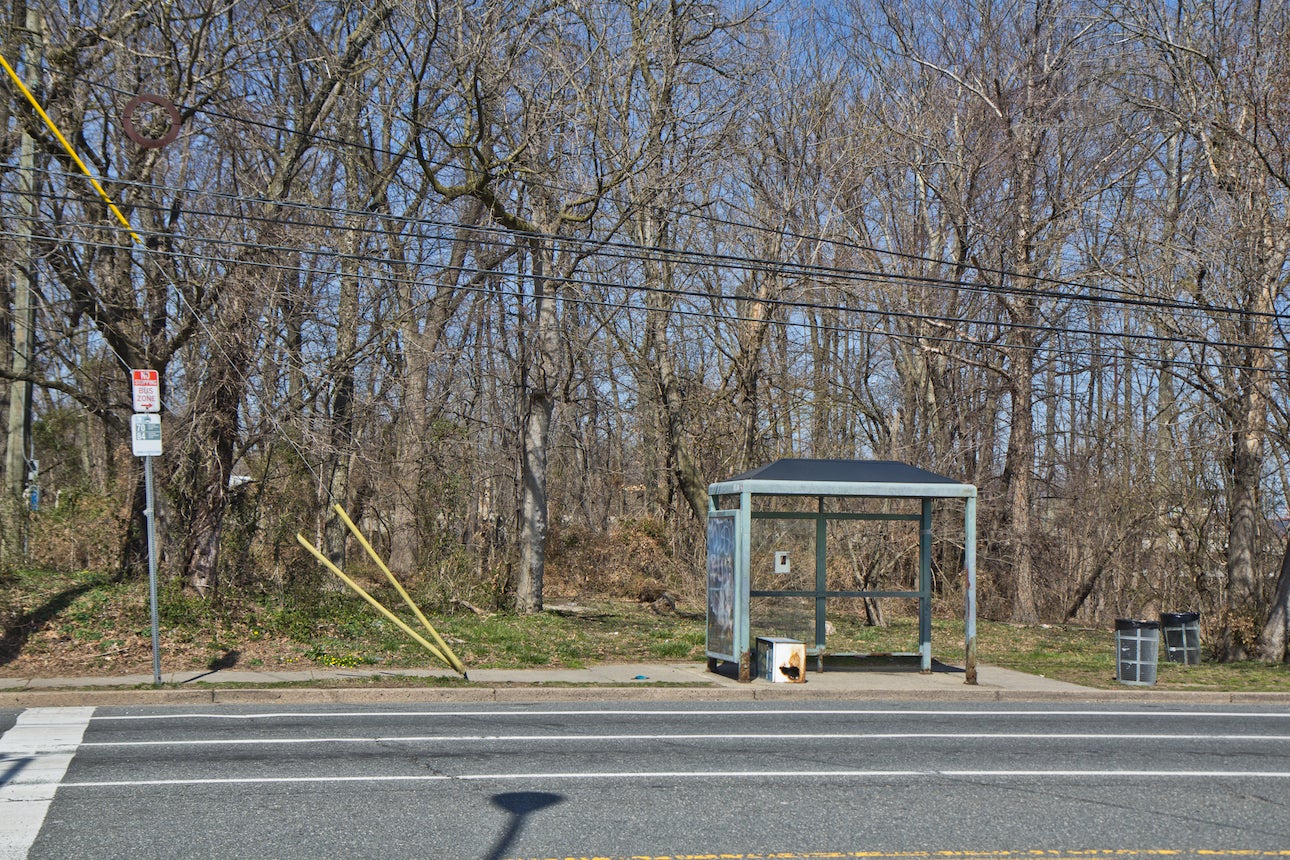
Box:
[331,504,467,676]
[0,50,142,244]
[294,533,456,672]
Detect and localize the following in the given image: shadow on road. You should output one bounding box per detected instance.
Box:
[0,755,32,789]
[485,791,565,860]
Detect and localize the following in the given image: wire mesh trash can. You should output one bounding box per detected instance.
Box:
[1116,619,1159,686]
[1159,611,1201,665]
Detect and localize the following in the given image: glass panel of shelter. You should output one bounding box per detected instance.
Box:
[746,494,927,668]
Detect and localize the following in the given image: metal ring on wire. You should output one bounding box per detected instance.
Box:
[122,94,180,149]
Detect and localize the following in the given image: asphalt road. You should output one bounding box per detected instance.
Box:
[4,700,1290,859]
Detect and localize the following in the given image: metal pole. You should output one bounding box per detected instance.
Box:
[919,498,933,673]
[145,455,161,685]
[964,494,978,685]
[814,497,826,664]
[735,490,752,681]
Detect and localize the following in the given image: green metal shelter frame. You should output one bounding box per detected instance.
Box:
[705,459,978,684]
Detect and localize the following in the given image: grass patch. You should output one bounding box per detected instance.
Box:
[828,617,1290,691]
[443,604,706,668]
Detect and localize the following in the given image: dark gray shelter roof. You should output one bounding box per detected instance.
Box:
[709,458,975,499]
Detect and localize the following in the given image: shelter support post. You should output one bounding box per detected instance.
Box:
[736,490,752,682]
[964,494,978,684]
[919,498,933,673]
[815,497,827,662]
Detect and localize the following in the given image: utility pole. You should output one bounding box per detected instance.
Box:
[3,7,39,561]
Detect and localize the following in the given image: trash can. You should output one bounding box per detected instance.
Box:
[755,636,805,683]
[1115,619,1159,686]
[1159,611,1201,665]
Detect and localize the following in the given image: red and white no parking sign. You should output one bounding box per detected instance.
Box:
[131,369,160,413]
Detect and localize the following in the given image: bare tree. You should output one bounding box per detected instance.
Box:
[1111,0,1290,658]
[616,0,757,520]
[834,0,1139,622]
[417,0,640,611]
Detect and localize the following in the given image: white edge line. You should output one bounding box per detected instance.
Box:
[90,708,1290,722]
[58,769,1290,789]
[78,732,1290,748]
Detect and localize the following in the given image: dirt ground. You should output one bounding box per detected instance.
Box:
[0,625,314,679]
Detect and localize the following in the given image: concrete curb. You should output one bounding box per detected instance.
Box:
[4,660,1287,708]
[3,680,1288,708]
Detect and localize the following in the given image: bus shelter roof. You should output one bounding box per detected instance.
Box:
[708,458,976,500]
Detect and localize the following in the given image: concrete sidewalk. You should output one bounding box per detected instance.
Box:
[4,659,1282,706]
[0,661,1082,692]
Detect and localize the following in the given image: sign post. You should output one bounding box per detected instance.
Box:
[131,371,163,686]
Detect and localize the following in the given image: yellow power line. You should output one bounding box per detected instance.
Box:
[0,49,142,244]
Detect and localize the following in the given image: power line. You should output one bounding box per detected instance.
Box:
[9,157,1284,336]
[1,148,1286,407]
[4,174,1284,337]
[4,170,1286,358]
[1,216,1282,378]
[16,74,1284,327]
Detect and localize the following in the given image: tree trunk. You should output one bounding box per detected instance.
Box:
[515,238,559,614]
[322,212,363,567]
[516,387,552,614]
[1215,229,1281,660]
[178,354,240,596]
[734,280,774,471]
[385,204,483,571]
[641,234,708,523]
[1005,352,1039,624]
[1004,121,1041,625]
[387,317,431,574]
[1259,537,1290,663]
[658,346,709,522]
[1219,382,1269,660]
[118,469,148,578]
[1,8,39,572]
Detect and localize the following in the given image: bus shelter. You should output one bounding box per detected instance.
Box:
[705,458,978,683]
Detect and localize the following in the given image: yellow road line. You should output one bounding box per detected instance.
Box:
[502,852,1290,860]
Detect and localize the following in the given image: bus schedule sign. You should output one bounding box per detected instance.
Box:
[131,413,162,457]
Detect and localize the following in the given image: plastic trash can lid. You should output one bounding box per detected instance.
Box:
[1115,618,1160,630]
[1160,611,1200,624]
